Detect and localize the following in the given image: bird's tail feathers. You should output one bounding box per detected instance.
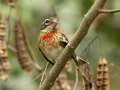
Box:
[72,53,88,66]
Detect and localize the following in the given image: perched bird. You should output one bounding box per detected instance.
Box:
[38,17,86,66]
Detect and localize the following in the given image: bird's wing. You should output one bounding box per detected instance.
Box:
[58,33,87,66]
[58,33,69,48]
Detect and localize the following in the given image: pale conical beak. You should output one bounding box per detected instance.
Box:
[52,18,58,24]
[52,18,58,28]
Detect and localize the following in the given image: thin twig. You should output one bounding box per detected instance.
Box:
[7,6,13,45]
[99,9,120,13]
[40,0,107,90]
[73,68,79,90]
[40,62,49,86]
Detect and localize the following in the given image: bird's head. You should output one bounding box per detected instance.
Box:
[41,17,58,31]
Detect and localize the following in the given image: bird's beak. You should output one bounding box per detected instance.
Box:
[52,18,58,28]
[52,18,58,24]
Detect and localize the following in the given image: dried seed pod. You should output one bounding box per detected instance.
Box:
[96,58,109,90]
[55,74,71,90]
[102,58,109,90]
[96,58,103,90]
[6,0,17,8]
[14,19,34,73]
[0,15,10,80]
[83,64,93,90]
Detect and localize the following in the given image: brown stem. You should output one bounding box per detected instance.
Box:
[40,0,107,90]
[99,9,120,13]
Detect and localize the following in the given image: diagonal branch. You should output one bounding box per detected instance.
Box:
[99,9,120,13]
[40,0,107,90]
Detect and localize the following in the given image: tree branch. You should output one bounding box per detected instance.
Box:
[40,0,107,90]
[99,9,120,13]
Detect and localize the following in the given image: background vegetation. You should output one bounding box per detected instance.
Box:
[0,0,120,90]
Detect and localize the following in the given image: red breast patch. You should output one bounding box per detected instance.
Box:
[41,32,54,43]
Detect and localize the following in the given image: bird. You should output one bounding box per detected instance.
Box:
[38,17,87,66]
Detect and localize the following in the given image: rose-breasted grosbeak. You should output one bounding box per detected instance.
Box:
[38,17,86,65]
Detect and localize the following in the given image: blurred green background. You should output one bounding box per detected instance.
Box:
[0,0,120,90]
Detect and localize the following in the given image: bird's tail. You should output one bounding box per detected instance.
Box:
[71,52,88,66]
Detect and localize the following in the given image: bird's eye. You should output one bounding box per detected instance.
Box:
[44,19,50,25]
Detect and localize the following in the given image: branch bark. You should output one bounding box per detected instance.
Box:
[99,9,120,13]
[40,0,107,90]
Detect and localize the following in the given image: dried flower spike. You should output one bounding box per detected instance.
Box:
[96,58,109,90]
[14,19,34,74]
[83,64,93,90]
[0,15,10,80]
[55,74,71,90]
[102,58,109,90]
[6,0,16,8]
